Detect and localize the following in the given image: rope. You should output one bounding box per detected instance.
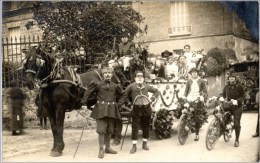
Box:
[73,109,95,158]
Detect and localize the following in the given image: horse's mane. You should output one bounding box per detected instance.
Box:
[35,47,56,81]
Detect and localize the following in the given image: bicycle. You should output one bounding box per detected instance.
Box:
[177,98,208,145]
[205,99,234,151]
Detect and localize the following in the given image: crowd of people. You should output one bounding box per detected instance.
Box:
[108,30,206,82]
[146,45,205,81]
[6,30,258,160]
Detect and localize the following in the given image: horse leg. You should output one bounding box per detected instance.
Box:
[44,117,47,129]
[50,106,65,157]
[40,118,43,130]
[49,116,58,156]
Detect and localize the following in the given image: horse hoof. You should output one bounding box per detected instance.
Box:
[50,151,62,157]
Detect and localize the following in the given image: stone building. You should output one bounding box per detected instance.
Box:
[2,1,259,97]
[132,1,258,60]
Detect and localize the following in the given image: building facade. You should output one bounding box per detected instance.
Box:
[2,1,259,97]
[132,1,258,60]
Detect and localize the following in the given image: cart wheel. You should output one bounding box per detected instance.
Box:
[205,118,221,151]
[177,114,189,145]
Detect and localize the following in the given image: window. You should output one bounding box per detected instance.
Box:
[9,27,21,39]
[7,27,21,61]
[169,2,191,36]
[173,49,183,56]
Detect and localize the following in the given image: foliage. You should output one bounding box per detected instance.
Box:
[2,61,23,87]
[153,109,175,139]
[178,98,208,130]
[29,1,145,58]
[204,48,237,77]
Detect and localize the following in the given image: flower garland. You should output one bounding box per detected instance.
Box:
[178,98,208,130]
[158,84,176,107]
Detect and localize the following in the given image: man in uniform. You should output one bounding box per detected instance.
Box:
[81,67,126,158]
[125,71,159,154]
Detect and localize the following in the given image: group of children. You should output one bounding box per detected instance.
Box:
[147,45,205,81]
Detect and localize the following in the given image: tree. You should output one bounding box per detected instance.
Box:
[28,1,145,61]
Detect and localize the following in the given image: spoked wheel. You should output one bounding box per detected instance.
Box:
[177,114,189,145]
[223,127,233,142]
[205,118,221,151]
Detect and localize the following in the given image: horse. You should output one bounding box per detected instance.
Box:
[23,46,130,157]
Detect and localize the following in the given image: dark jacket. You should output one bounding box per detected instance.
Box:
[82,81,125,119]
[223,82,245,106]
[125,82,159,105]
[116,42,135,58]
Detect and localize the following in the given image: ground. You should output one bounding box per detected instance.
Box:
[2,112,259,162]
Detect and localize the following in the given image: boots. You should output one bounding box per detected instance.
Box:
[142,142,149,150]
[98,134,105,158]
[194,134,199,141]
[130,144,137,154]
[234,140,239,147]
[105,133,117,154]
[105,147,117,154]
[252,133,259,137]
[98,148,104,158]
[112,139,120,146]
[12,131,19,136]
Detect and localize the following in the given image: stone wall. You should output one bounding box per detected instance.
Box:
[3,13,42,38]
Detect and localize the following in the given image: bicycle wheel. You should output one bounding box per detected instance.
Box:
[205,118,221,151]
[177,114,189,145]
[223,126,233,142]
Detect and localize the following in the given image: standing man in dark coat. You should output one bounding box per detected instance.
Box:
[7,80,27,135]
[81,67,126,159]
[125,71,159,154]
[222,74,245,147]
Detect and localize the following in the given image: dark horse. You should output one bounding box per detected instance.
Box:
[23,46,129,157]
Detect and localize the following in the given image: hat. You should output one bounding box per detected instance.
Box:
[121,28,130,38]
[102,67,113,74]
[189,68,199,74]
[134,70,144,77]
[161,50,173,58]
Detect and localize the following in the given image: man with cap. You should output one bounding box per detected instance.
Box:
[184,68,208,141]
[115,30,135,59]
[222,74,245,147]
[124,70,159,154]
[81,67,126,158]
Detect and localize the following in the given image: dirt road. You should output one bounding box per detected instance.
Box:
[2,112,259,162]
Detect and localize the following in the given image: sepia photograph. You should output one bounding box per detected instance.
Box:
[1,1,259,162]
